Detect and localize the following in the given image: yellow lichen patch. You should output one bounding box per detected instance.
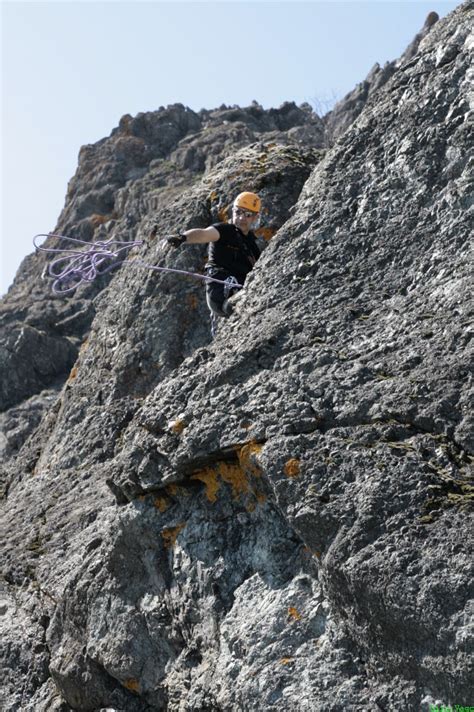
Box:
[284,459,300,478]
[161,523,186,549]
[191,468,221,502]
[123,678,140,693]
[279,657,293,665]
[209,190,218,201]
[219,461,250,498]
[68,365,78,382]
[238,441,263,478]
[153,496,169,513]
[168,483,190,498]
[218,206,230,223]
[168,418,186,435]
[191,445,265,507]
[288,607,301,621]
[255,227,277,241]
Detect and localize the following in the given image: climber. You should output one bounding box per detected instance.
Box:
[165,191,262,324]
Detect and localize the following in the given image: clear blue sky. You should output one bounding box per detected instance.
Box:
[1,0,460,296]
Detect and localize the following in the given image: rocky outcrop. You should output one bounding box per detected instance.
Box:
[1,2,473,711]
[324,10,440,142]
[0,102,323,416]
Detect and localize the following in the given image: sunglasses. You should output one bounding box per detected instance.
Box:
[233,207,257,218]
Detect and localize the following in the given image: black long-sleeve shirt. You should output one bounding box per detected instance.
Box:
[206,222,261,284]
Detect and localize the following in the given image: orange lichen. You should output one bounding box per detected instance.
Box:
[165,483,189,498]
[68,365,78,382]
[90,212,116,227]
[191,442,265,506]
[153,496,170,513]
[280,657,294,665]
[218,206,230,223]
[288,607,301,621]
[255,227,277,241]
[191,468,220,502]
[161,523,185,548]
[123,678,140,692]
[238,441,263,478]
[284,459,300,478]
[219,461,250,498]
[169,419,186,435]
[209,190,218,201]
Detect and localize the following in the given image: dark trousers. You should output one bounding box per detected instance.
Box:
[205,269,241,317]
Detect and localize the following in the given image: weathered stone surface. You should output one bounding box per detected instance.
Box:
[1,142,322,711]
[1,3,473,711]
[0,388,59,491]
[324,10,440,142]
[0,322,78,413]
[0,102,323,414]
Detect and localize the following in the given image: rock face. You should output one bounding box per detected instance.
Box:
[324,10,440,142]
[1,3,473,711]
[0,101,323,416]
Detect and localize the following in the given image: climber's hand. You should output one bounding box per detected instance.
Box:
[165,234,187,248]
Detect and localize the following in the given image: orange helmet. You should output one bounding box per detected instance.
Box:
[233,192,261,214]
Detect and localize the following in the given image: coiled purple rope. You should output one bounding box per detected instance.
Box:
[34,233,243,295]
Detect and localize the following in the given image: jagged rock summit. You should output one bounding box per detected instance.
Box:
[0,100,323,416]
[1,4,473,711]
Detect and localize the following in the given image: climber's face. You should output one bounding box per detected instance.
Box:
[232,206,258,234]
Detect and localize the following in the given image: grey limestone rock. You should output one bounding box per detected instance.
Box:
[324,10,441,143]
[1,3,473,711]
[0,102,323,415]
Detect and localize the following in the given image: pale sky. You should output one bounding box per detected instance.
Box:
[1,0,460,296]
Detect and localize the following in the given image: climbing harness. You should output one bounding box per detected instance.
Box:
[33,233,244,295]
[209,275,240,338]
